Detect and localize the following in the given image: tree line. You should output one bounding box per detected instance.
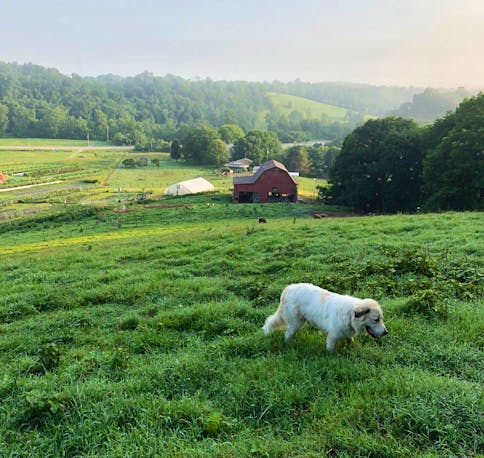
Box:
[169,123,340,179]
[0,61,449,150]
[321,93,483,212]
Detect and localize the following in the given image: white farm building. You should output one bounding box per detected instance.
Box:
[164,177,215,196]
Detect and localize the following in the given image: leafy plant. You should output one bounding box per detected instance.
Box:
[29,343,62,375]
[16,390,71,429]
[402,288,448,319]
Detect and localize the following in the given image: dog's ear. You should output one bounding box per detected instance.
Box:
[354,305,370,318]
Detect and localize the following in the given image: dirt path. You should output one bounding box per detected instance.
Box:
[102,153,128,185]
[0,145,134,151]
[0,181,63,193]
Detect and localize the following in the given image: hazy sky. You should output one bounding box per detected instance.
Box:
[1,0,483,88]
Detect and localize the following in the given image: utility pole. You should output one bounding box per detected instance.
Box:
[87,131,90,147]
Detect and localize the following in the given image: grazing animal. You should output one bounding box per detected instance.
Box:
[313,213,322,219]
[258,217,267,223]
[262,283,388,352]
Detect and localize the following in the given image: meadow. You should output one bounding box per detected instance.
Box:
[0,147,482,457]
[267,92,375,123]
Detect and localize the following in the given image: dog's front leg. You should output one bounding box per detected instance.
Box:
[326,335,338,352]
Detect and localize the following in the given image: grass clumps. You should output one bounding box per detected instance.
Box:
[0,208,482,457]
[324,245,482,319]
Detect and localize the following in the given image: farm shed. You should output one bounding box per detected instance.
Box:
[232,159,298,203]
[224,157,253,173]
[164,177,215,196]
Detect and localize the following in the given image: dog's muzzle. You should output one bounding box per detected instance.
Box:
[366,326,388,338]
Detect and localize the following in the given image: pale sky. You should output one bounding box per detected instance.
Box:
[1,0,483,88]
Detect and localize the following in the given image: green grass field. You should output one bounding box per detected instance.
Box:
[0,144,482,456]
[268,92,349,121]
[0,174,482,458]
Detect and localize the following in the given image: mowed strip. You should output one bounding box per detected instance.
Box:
[1,222,234,254]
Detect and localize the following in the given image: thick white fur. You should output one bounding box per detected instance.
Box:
[262,283,387,351]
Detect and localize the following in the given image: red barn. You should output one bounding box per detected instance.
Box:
[232,160,298,203]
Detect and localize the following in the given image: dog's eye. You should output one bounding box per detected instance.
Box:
[374,317,380,322]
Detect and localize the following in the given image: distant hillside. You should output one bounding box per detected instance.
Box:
[269,81,422,116]
[0,61,472,145]
[388,88,473,124]
[268,92,349,121]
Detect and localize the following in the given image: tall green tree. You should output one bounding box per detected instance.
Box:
[307,144,340,178]
[182,125,221,165]
[36,105,67,138]
[232,130,282,163]
[423,93,484,210]
[170,138,182,160]
[218,124,244,144]
[206,138,230,166]
[285,146,311,175]
[328,117,423,213]
[8,103,37,137]
[0,103,8,135]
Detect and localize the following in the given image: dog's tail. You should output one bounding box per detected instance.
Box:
[262,310,286,335]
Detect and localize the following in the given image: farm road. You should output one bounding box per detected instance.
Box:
[0,181,83,196]
[0,145,133,151]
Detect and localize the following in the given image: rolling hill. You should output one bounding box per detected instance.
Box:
[267,92,376,123]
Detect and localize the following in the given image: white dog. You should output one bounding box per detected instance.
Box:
[262,283,388,351]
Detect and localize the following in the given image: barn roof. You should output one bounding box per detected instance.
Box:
[233,160,297,185]
[224,157,253,168]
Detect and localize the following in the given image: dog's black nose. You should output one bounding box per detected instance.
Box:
[383,329,388,336]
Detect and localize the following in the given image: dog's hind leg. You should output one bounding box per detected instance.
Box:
[284,317,305,341]
[262,311,285,335]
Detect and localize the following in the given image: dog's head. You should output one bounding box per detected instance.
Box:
[353,299,388,338]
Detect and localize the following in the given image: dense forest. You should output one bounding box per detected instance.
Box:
[0,61,469,148]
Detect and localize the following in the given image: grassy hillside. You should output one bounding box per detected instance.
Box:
[268,92,375,123]
[0,198,482,456]
[269,91,348,121]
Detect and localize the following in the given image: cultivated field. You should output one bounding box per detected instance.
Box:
[0,145,482,457]
[0,149,326,217]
